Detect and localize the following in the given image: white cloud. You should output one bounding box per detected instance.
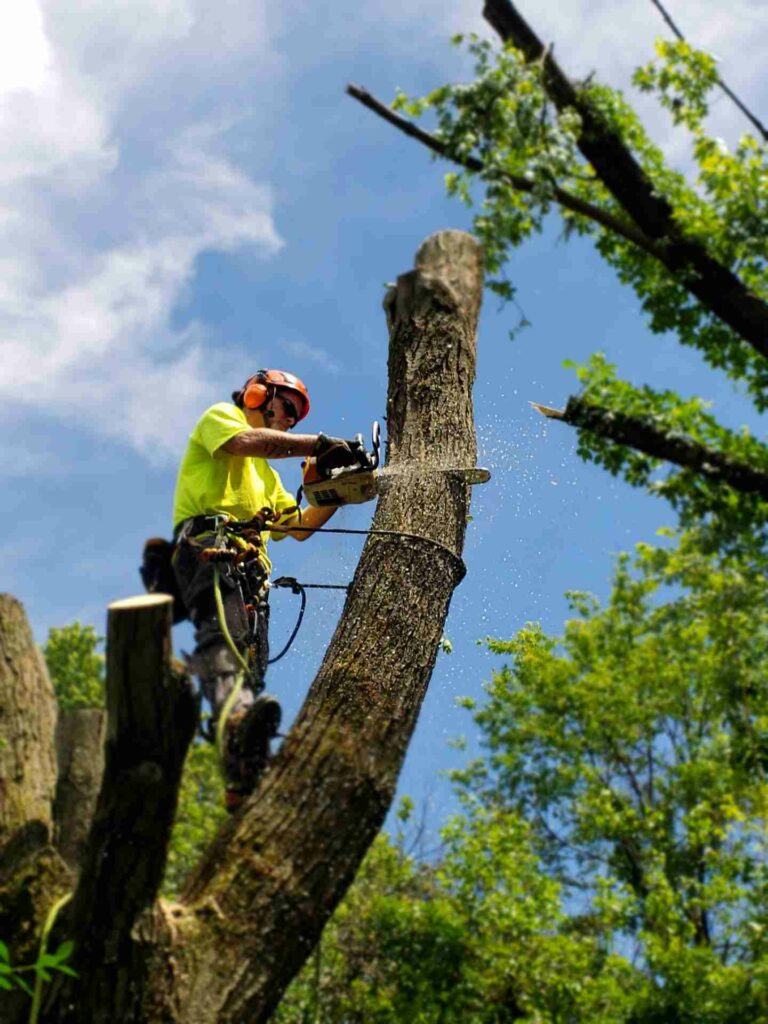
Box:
[0,0,283,463]
[280,339,342,376]
[1,0,765,471]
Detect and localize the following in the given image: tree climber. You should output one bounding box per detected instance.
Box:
[172,368,365,811]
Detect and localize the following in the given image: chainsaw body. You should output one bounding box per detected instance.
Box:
[302,422,381,508]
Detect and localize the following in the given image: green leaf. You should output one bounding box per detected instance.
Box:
[52,940,74,962]
[13,974,33,996]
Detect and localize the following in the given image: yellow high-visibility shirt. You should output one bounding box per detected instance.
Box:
[172,403,299,572]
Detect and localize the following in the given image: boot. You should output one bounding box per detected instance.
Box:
[223,693,282,812]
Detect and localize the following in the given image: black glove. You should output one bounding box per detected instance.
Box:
[313,433,363,470]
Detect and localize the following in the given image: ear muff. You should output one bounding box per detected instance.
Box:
[242,373,270,410]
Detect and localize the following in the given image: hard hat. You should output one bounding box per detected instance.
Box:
[236,369,311,422]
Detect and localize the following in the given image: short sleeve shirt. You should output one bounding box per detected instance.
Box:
[172,403,299,571]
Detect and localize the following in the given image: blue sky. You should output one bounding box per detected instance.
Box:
[2,0,766,830]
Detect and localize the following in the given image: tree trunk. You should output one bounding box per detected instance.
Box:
[3,230,483,1024]
[0,594,57,858]
[173,230,483,1022]
[0,594,72,1023]
[54,709,106,873]
[44,594,198,1022]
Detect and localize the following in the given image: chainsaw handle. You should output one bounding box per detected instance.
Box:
[371,421,380,470]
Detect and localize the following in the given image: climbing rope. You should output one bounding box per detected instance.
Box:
[198,514,465,771]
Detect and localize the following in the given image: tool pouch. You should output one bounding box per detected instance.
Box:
[140,537,189,624]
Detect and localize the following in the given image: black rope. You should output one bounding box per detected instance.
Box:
[268,576,350,664]
[270,525,466,576]
[268,578,307,664]
[229,522,467,664]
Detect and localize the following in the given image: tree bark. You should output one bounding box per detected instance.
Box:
[0,595,72,1021]
[42,594,197,1022]
[533,397,768,500]
[53,709,106,873]
[0,594,57,859]
[171,229,483,1023]
[0,230,483,1024]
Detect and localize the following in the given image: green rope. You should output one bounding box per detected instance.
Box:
[212,561,250,779]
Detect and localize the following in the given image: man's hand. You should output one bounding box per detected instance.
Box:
[313,433,364,471]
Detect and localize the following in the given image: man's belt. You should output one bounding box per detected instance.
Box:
[173,514,224,541]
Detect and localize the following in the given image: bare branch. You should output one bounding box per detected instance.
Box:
[649,0,768,141]
[346,83,665,259]
[533,396,768,500]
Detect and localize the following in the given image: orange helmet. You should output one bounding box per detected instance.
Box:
[236,369,310,422]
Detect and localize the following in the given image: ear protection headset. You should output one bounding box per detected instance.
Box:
[236,369,311,422]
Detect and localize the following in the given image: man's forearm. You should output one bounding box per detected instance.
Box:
[280,504,337,541]
[219,429,318,459]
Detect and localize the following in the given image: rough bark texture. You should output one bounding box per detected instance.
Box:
[43,595,198,1023]
[482,0,768,358]
[0,594,57,857]
[53,709,106,873]
[3,230,483,1024]
[0,595,71,1024]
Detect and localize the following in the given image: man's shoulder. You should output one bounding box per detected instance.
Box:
[191,402,246,436]
[197,401,245,424]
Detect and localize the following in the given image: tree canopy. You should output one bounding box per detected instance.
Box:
[350,0,768,556]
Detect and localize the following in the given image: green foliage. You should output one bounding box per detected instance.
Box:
[456,534,768,1021]
[392,32,768,540]
[164,738,226,897]
[277,534,768,1023]
[43,622,105,710]
[0,936,77,997]
[562,353,768,552]
[1,892,77,1024]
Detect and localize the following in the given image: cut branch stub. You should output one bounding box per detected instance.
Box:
[47,594,197,1023]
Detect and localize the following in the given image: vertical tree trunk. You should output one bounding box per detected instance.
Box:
[0,594,71,1022]
[44,595,197,1023]
[0,594,57,857]
[53,709,106,873]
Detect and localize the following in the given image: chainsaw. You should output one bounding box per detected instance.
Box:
[300,421,493,509]
[301,422,382,508]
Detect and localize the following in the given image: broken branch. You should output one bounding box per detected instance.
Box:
[533,396,768,500]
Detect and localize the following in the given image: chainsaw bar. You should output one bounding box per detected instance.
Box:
[301,421,491,509]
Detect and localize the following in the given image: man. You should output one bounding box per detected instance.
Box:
[172,368,364,811]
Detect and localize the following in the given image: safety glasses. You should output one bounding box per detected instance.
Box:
[278,394,299,422]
